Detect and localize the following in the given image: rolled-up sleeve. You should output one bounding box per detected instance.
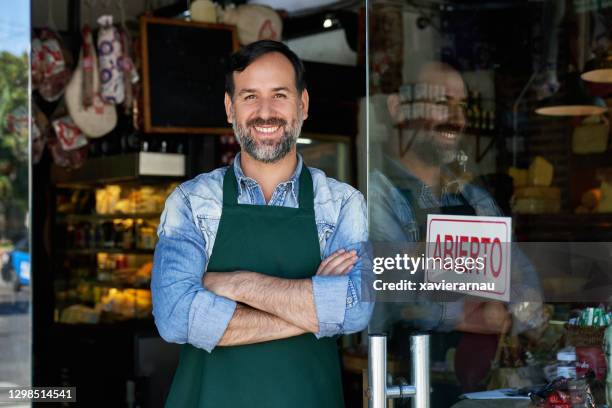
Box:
[151,187,236,352]
[312,190,374,337]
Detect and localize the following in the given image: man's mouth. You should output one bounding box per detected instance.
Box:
[253,125,281,134]
[438,130,458,140]
[433,124,462,144]
[247,118,286,138]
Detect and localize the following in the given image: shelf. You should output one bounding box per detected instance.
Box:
[78,278,151,290]
[51,153,185,186]
[59,248,155,255]
[571,150,612,167]
[515,212,612,226]
[53,319,157,333]
[514,213,612,241]
[57,213,161,222]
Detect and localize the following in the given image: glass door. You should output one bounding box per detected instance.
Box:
[366,1,611,407]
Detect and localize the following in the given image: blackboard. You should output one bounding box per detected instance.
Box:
[140,17,238,134]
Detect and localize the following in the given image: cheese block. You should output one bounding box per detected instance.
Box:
[596,181,612,212]
[572,122,609,154]
[508,167,528,188]
[528,156,554,187]
[512,197,561,214]
[514,186,561,200]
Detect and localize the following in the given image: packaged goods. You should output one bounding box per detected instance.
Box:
[514,186,561,200]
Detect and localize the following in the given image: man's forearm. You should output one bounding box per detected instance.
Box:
[218,272,320,333]
[218,304,307,347]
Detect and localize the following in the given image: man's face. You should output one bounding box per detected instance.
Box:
[224,52,309,163]
[404,65,467,165]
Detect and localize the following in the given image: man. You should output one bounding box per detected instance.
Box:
[151,40,373,407]
[369,61,545,390]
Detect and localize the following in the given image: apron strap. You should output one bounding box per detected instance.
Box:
[297,166,314,211]
[222,160,315,211]
[222,164,240,207]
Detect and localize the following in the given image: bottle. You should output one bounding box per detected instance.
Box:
[473,91,482,132]
[121,131,141,154]
[604,325,611,406]
[465,91,474,130]
[488,109,496,133]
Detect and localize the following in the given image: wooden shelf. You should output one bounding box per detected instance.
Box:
[571,150,612,168]
[59,248,155,255]
[514,213,612,241]
[57,213,161,222]
[515,212,612,225]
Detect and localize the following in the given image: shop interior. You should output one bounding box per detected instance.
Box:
[16,0,612,407]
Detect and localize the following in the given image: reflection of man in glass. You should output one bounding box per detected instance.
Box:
[370,61,545,391]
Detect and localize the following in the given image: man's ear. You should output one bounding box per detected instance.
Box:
[224,93,233,124]
[300,89,309,120]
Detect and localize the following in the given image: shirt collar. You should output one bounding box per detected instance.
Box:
[382,156,466,196]
[232,152,303,201]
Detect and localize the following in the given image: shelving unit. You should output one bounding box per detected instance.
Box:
[50,155,183,326]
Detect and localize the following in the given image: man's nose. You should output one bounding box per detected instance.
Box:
[256,97,274,119]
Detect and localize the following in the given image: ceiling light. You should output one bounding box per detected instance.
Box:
[535,72,608,116]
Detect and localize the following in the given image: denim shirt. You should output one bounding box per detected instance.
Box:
[152,153,373,352]
[369,157,542,333]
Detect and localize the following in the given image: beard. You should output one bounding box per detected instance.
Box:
[232,109,304,164]
[406,126,460,166]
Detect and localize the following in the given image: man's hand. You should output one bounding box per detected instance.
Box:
[202,247,358,334]
[316,249,357,276]
[203,271,241,299]
[457,300,512,334]
[218,304,307,347]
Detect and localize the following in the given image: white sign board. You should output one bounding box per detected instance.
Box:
[425,214,512,302]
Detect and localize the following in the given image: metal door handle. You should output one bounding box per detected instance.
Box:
[368,333,430,408]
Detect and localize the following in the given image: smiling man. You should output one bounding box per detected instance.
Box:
[151,40,373,407]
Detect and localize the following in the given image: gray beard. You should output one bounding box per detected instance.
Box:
[406,128,458,166]
[233,113,303,164]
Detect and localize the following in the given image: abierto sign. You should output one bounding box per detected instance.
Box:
[425,214,512,302]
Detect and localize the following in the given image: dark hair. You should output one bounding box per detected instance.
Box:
[225,40,306,97]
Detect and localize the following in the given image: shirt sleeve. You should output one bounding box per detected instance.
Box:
[151,186,236,353]
[312,190,374,337]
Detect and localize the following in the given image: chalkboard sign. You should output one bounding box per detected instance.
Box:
[140,17,238,134]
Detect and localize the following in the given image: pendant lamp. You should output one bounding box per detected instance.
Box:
[535,72,608,116]
[581,47,612,83]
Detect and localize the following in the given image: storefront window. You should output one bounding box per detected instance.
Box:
[368,1,611,407]
[0,0,30,392]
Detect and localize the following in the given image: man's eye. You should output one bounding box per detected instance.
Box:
[245,95,256,100]
[274,94,287,99]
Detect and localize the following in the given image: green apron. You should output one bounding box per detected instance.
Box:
[165,165,345,408]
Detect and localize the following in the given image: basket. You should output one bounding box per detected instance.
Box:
[564,324,606,348]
